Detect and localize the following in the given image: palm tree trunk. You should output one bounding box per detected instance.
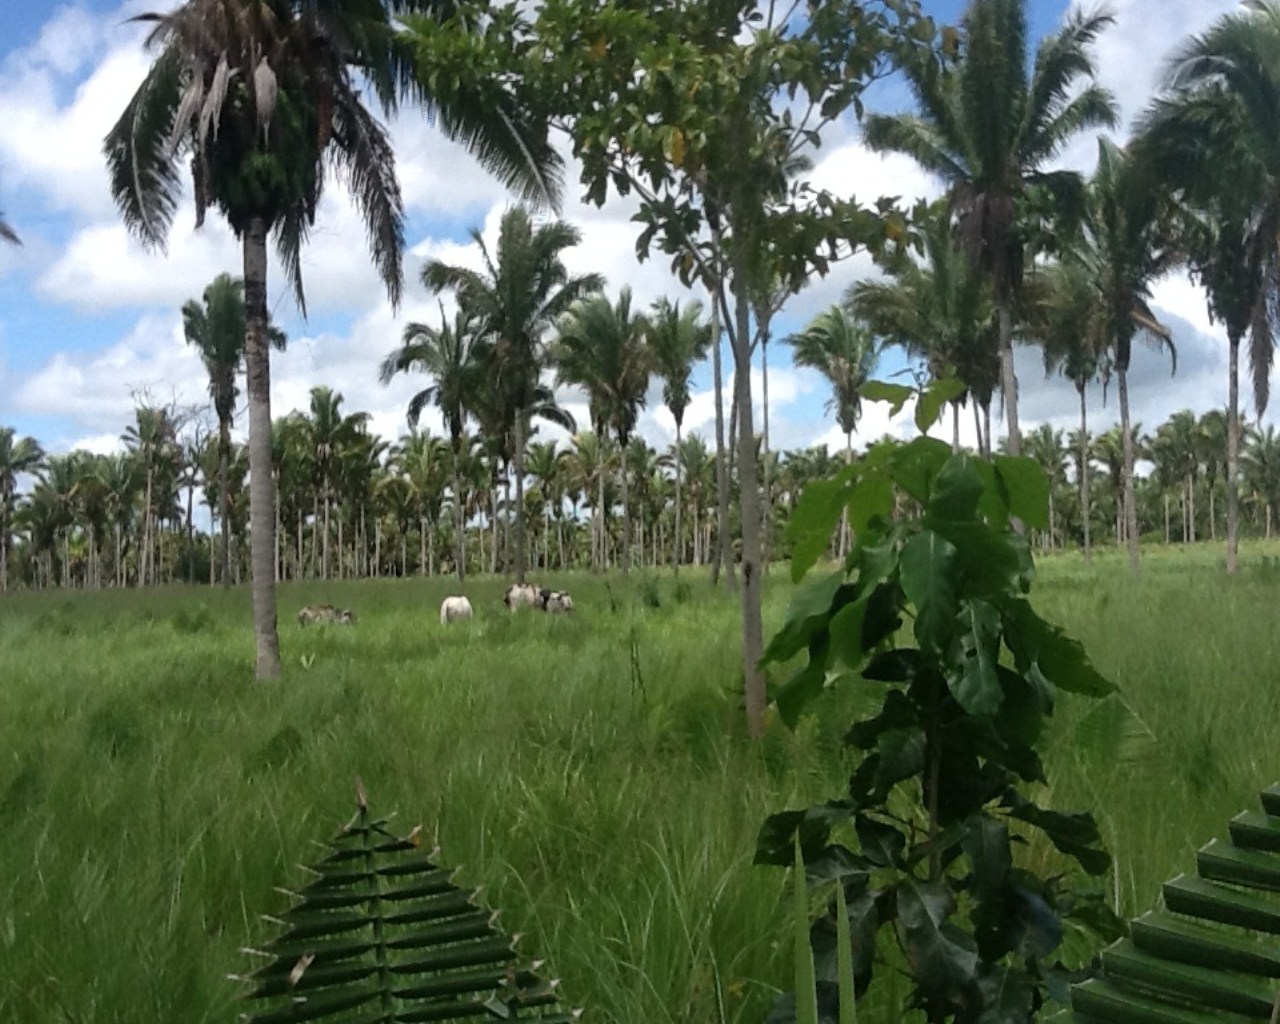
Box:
[1227,333,1241,573]
[142,467,153,586]
[597,468,605,572]
[1,497,8,592]
[710,298,736,592]
[1164,494,1170,544]
[243,218,282,680]
[1079,386,1091,565]
[419,516,427,576]
[514,416,528,584]
[451,446,466,582]
[673,423,683,575]
[762,336,771,574]
[952,401,961,454]
[216,417,231,591]
[186,474,195,585]
[842,431,854,557]
[323,489,332,580]
[730,255,766,740]
[998,300,1021,456]
[1118,365,1140,573]
[1209,486,1217,541]
[619,436,631,574]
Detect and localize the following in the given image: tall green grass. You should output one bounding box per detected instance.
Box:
[2,550,1279,1022]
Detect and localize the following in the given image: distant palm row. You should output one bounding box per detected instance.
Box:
[6,397,1280,592]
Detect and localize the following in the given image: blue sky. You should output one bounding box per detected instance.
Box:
[0,0,1251,463]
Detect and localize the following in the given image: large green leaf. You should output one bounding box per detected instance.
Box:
[1008,801,1110,876]
[855,814,907,867]
[790,478,852,582]
[890,437,952,504]
[929,455,984,522]
[860,379,913,417]
[776,636,831,728]
[948,600,1002,716]
[1004,601,1116,699]
[764,571,845,665]
[896,880,980,1005]
[899,530,959,658]
[846,471,895,539]
[992,456,1050,531]
[916,376,967,435]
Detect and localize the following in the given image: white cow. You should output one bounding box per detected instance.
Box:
[439,595,474,624]
[539,589,575,614]
[503,583,541,611]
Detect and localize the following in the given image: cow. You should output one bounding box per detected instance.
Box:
[439,595,474,625]
[538,588,575,614]
[297,604,356,626]
[503,583,541,611]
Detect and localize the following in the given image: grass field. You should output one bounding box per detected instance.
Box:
[2,547,1280,1023]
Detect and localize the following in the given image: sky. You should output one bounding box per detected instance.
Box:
[0,0,1253,471]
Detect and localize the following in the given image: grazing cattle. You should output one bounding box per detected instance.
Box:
[503,583,541,611]
[439,595,474,625]
[297,604,356,626]
[538,588,575,614]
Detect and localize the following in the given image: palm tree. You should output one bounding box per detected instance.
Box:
[553,288,650,571]
[786,307,879,555]
[1135,2,1280,572]
[423,207,601,584]
[1026,259,1108,562]
[646,298,713,571]
[864,0,1117,455]
[1023,424,1067,548]
[123,405,179,587]
[182,273,284,588]
[1244,424,1280,538]
[382,304,479,581]
[105,0,560,677]
[297,387,368,580]
[392,429,449,575]
[0,428,45,591]
[1081,139,1178,573]
[849,207,998,453]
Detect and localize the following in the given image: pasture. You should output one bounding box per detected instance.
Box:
[2,550,1280,1023]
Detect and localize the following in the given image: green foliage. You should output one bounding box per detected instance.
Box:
[238,792,573,1023]
[759,381,1123,1023]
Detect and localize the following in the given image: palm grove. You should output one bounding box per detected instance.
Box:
[3,2,1278,698]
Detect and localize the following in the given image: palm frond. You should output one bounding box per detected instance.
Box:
[103,43,186,249]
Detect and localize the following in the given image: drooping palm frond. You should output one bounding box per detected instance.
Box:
[646,298,714,431]
[786,307,881,439]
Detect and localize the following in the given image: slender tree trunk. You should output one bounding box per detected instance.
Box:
[1227,333,1241,574]
[597,470,605,572]
[419,516,427,576]
[998,300,1020,456]
[142,467,153,586]
[1079,386,1091,565]
[243,218,281,680]
[710,297,736,591]
[762,336,771,573]
[451,446,466,582]
[1164,494,1170,544]
[1118,365,1140,573]
[1209,486,1217,542]
[952,401,961,453]
[296,509,303,580]
[323,488,331,580]
[1,497,8,592]
[673,422,683,574]
[973,402,985,459]
[186,475,195,585]
[619,437,631,574]
[1189,475,1196,543]
[514,418,528,584]
[275,475,282,583]
[730,251,766,740]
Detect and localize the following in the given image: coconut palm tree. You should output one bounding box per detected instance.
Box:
[106,0,561,677]
[1134,1,1280,572]
[423,207,601,584]
[553,287,650,570]
[787,306,879,554]
[297,387,368,580]
[1244,424,1280,538]
[863,0,1117,455]
[849,207,998,453]
[392,428,449,575]
[0,428,45,591]
[381,304,479,581]
[1025,259,1108,562]
[1079,139,1178,573]
[182,273,284,588]
[646,298,713,571]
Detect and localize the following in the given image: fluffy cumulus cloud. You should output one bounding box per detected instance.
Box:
[0,0,1269,468]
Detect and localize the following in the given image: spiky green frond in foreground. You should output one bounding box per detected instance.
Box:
[238,797,578,1024]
